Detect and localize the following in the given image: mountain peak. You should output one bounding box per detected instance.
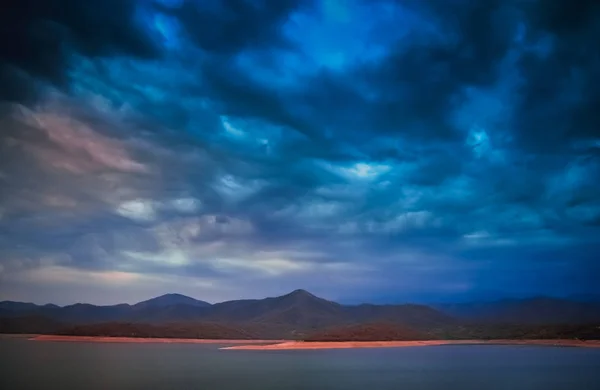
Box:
[159,293,189,299]
[287,289,316,298]
[279,289,336,305]
[134,293,211,308]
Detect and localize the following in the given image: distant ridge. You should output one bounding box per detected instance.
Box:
[2,291,600,338]
[0,301,59,312]
[0,289,452,336]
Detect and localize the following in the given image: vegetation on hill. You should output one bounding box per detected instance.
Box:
[304,323,430,341]
[0,316,66,334]
[56,322,261,339]
[2,291,600,340]
[426,323,600,340]
[304,323,600,341]
[435,298,600,324]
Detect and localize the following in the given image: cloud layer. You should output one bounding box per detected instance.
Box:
[1,0,599,305]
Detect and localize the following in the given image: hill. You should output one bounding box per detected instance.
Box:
[0,315,66,334]
[133,293,211,309]
[343,303,452,328]
[56,322,260,340]
[435,297,600,324]
[426,323,600,340]
[0,290,454,338]
[205,289,344,327]
[2,291,599,339]
[304,323,600,341]
[0,301,60,315]
[305,323,430,341]
[0,294,212,324]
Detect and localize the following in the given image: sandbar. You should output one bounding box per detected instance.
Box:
[221,339,600,350]
[27,336,600,349]
[31,335,284,344]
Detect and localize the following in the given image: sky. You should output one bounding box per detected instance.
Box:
[0,0,599,306]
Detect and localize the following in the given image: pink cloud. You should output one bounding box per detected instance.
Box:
[17,103,148,174]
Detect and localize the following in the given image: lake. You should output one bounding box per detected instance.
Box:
[1,338,599,389]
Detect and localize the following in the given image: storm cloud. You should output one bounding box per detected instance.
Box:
[0,0,599,305]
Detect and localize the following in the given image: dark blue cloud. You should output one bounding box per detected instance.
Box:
[0,0,599,305]
[0,0,163,101]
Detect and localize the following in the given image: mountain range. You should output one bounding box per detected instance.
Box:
[1,290,599,339]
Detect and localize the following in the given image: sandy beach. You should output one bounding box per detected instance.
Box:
[31,335,283,344]
[221,339,600,350]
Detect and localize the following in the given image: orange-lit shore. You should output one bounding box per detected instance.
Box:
[221,339,600,350]
[31,335,283,344]
[29,335,600,349]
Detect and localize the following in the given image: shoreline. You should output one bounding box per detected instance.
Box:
[0,334,40,339]
[222,339,600,350]
[26,336,600,349]
[30,335,284,344]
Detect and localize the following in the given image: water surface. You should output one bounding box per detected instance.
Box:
[1,338,599,389]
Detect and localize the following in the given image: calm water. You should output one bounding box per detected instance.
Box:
[1,338,600,390]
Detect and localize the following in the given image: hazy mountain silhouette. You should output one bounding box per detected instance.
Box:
[0,301,59,312]
[2,291,599,338]
[204,289,345,328]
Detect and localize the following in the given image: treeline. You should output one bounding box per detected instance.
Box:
[427,323,600,340]
[56,322,260,339]
[305,323,430,341]
[3,315,599,341]
[304,323,600,342]
[0,316,66,334]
